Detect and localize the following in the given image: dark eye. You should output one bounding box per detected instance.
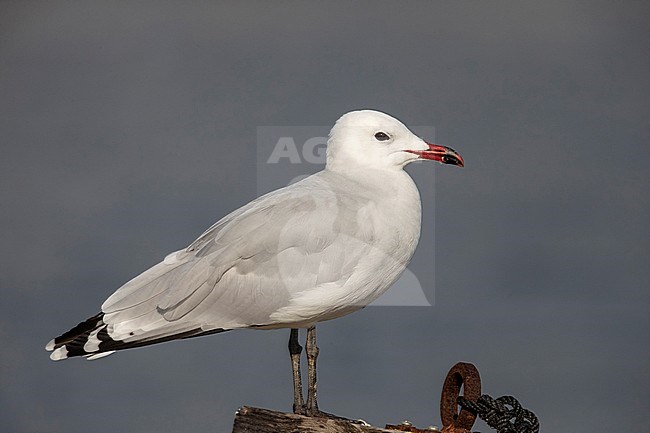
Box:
[374,132,390,141]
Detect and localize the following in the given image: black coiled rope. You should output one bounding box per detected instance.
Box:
[457,394,539,433]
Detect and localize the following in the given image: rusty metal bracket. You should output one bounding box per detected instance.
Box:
[384,362,537,433]
[440,362,481,433]
[385,362,482,433]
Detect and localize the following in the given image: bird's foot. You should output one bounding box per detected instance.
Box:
[297,407,356,422]
[292,404,307,416]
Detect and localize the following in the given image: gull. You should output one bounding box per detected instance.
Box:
[46,110,464,417]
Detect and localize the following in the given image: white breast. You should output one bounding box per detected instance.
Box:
[267,169,423,326]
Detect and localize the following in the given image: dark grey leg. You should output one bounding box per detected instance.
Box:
[302,326,355,421]
[288,328,305,414]
[305,325,319,414]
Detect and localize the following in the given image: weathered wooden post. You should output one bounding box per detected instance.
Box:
[232,406,407,433]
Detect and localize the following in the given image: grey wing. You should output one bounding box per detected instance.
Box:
[99,183,373,345]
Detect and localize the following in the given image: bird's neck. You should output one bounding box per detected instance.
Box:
[325,164,416,191]
[322,166,423,224]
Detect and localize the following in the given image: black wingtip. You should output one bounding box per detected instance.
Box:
[51,312,104,348]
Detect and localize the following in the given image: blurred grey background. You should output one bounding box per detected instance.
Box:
[1,2,648,432]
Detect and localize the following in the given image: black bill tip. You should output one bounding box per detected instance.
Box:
[441,155,464,167]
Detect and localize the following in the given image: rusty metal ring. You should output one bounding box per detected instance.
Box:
[440,362,481,431]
